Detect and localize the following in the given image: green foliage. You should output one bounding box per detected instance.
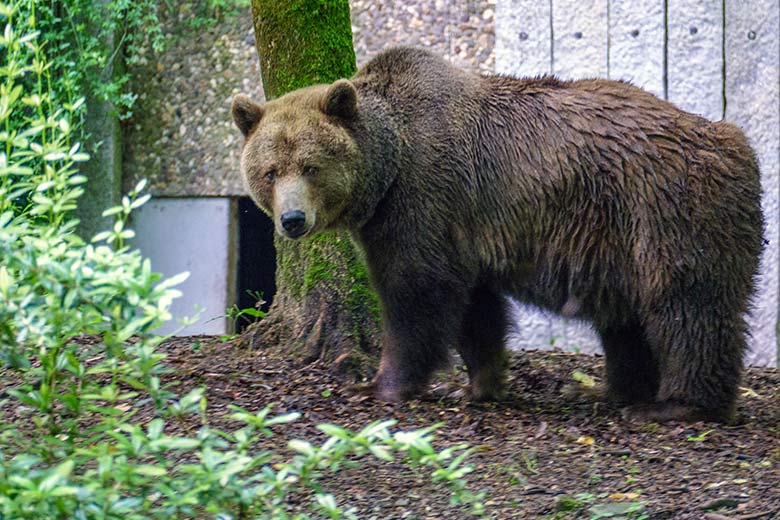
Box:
[0,5,484,518]
[16,0,165,121]
[220,290,267,340]
[11,0,249,124]
[173,0,253,31]
[202,0,251,17]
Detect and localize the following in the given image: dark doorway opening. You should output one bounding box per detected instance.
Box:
[236,197,276,332]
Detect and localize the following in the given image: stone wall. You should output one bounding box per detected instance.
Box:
[123,5,263,197]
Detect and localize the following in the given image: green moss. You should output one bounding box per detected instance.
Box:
[274,234,306,299]
[301,234,338,293]
[346,281,381,321]
[274,231,380,319]
[253,0,357,98]
[328,233,381,320]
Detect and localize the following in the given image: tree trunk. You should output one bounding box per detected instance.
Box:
[244,0,380,379]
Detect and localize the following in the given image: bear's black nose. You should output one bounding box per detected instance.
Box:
[281,210,307,237]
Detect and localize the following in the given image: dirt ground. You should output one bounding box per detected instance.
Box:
[151,336,780,520]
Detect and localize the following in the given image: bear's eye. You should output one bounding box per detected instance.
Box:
[264,168,276,182]
[303,165,319,177]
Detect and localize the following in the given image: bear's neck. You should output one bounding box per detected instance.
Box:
[338,93,402,231]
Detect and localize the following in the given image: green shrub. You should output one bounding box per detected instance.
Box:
[0,3,485,518]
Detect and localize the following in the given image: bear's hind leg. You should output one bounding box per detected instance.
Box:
[456,286,509,401]
[624,296,746,423]
[598,322,659,406]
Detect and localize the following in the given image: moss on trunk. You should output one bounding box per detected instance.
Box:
[253,1,357,95]
[245,0,380,379]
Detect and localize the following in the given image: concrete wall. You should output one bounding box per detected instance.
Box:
[131,198,237,336]
[496,0,780,366]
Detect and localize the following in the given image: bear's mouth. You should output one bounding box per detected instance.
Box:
[282,226,308,239]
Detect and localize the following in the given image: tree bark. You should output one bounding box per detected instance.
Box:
[245,0,380,379]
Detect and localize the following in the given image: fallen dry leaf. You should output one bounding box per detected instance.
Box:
[576,435,595,446]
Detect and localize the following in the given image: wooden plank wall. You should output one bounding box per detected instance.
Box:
[495,0,780,365]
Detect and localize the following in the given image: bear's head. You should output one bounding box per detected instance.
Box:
[231,80,362,239]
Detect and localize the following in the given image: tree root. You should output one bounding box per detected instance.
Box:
[239,288,380,382]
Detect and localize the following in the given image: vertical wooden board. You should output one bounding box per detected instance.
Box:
[552,0,608,78]
[608,0,665,97]
[725,1,780,367]
[495,0,552,76]
[667,0,723,120]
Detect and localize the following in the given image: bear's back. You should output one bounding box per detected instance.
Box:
[352,48,762,314]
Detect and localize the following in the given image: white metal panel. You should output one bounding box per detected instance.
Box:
[725,2,780,367]
[608,0,665,97]
[132,198,237,336]
[495,0,552,76]
[667,0,723,119]
[552,0,608,78]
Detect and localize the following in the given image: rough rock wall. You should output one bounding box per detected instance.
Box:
[123,5,263,197]
[350,0,496,71]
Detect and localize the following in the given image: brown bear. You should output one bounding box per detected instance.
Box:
[232,46,764,423]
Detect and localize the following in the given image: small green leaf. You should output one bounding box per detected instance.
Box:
[43,151,66,161]
[130,193,151,209]
[317,424,351,440]
[264,411,301,426]
[686,429,714,442]
[368,445,393,461]
[288,439,315,456]
[102,206,123,217]
[134,465,167,477]
[572,370,597,388]
[0,266,11,293]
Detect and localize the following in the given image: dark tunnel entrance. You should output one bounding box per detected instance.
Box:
[236,197,276,332]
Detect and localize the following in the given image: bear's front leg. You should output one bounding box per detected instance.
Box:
[371,272,470,402]
[456,285,510,401]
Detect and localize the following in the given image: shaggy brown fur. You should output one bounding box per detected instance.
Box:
[232,47,764,423]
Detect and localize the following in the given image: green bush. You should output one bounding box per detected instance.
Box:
[0,2,485,518]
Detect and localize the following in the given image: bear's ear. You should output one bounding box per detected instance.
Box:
[321,79,358,120]
[232,94,265,136]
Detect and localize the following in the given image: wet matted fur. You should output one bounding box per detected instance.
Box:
[233,47,764,423]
